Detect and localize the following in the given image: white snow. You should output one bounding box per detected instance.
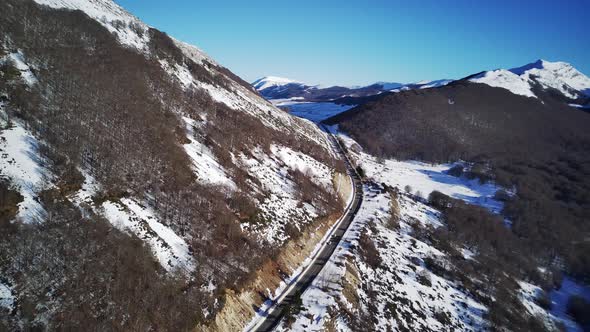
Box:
[173,38,218,67]
[353,153,505,214]
[279,184,488,331]
[274,131,525,331]
[518,281,557,330]
[239,147,319,245]
[0,282,15,312]
[0,51,38,87]
[101,198,195,273]
[69,169,100,208]
[470,60,590,100]
[417,79,454,89]
[0,122,48,223]
[511,60,590,98]
[569,103,590,109]
[549,277,590,332]
[33,0,150,52]
[244,173,354,332]
[159,57,314,137]
[182,116,235,189]
[252,76,304,91]
[68,170,195,274]
[271,144,333,190]
[470,69,537,98]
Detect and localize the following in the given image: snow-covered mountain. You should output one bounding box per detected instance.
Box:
[253,77,453,102]
[470,59,590,102]
[0,0,346,330]
[252,76,306,90]
[255,59,590,110]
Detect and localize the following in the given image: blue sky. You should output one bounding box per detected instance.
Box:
[117,0,590,87]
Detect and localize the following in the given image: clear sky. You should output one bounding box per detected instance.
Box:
[117,0,590,87]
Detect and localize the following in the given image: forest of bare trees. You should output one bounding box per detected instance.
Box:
[0,0,342,330]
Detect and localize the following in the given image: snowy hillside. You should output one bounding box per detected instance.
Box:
[276,129,570,331]
[470,59,590,100]
[0,1,346,330]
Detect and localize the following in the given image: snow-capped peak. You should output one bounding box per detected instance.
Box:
[470,59,590,99]
[33,0,150,52]
[469,69,537,98]
[252,76,304,91]
[374,81,404,90]
[511,59,590,98]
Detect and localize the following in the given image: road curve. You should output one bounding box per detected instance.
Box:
[247,126,363,332]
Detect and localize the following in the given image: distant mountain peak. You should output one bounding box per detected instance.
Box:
[471,59,590,100]
[252,76,305,90]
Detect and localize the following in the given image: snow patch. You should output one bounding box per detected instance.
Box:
[359,157,504,215]
[0,51,38,86]
[101,198,195,273]
[470,69,537,98]
[0,122,48,223]
[0,282,15,312]
[182,116,235,189]
[239,148,319,245]
[172,38,218,67]
[549,277,590,332]
[271,144,332,190]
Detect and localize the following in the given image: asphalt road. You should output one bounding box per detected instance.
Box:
[248,128,363,332]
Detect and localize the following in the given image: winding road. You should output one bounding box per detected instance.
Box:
[247,126,363,332]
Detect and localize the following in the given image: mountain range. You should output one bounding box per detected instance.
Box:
[252,76,453,103]
[255,59,590,109]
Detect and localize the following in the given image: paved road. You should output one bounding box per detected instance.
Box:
[248,127,363,332]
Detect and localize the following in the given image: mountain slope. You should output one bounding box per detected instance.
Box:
[325,78,590,330]
[469,59,590,104]
[0,0,345,330]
